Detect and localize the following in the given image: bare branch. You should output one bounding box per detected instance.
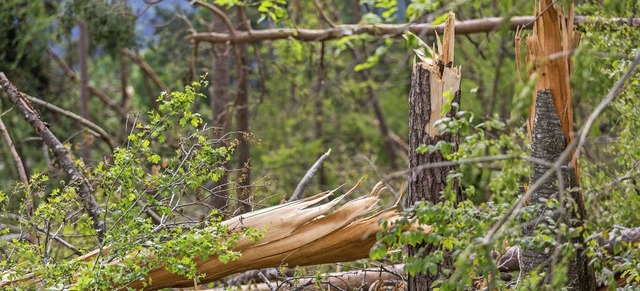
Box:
[289,149,331,202]
[574,51,640,160]
[0,73,104,241]
[187,16,640,44]
[122,49,168,93]
[0,117,28,186]
[23,93,116,151]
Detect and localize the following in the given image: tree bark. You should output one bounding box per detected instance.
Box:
[209,4,232,214]
[187,16,640,44]
[0,73,104,241]
[518,1,595,289]
[234,7,251,213]
[520,90,594,290]
[406,13,461,290]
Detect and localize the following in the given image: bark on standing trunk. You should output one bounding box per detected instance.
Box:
[517,1,595,289]
[407,13,462,290]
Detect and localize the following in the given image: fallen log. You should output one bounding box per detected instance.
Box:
[2,182,425,290]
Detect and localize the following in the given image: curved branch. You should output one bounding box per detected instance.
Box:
[289,149,331,202]
[187,16,640,44]
[191,0,237,36]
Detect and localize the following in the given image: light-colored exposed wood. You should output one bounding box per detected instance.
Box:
[418,12,461,137]
[2,182,423,290]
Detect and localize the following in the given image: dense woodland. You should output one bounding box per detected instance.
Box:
[1,0,640,290]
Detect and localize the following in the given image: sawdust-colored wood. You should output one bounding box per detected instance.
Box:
[2,183,423,290]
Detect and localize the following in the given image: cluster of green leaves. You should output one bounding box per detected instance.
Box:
[0,78,264,289]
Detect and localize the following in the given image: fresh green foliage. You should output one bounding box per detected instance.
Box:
[0,79,263,289]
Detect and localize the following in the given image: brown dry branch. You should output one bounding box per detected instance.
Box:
[23,93,116,150]
[0,73,105,241]
[0,117,29,187]
[187,16,640,44]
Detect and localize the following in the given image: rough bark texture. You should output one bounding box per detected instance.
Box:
[209,4,231,214]
[0,73,104,240]
[407,64,461,290]
[519,1,595,289]
[520,90,595,290]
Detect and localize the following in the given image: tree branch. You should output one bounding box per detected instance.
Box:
[23,93,116,151]
[187,16,640,44]
[289,149,331,202]
[46,47,128,119]
[0,72,105,241]
[121,49,168,93]
[0,117,28,186]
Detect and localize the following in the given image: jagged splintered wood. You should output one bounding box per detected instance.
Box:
[519,1,595,289]
[2,182,426,290]
[407,12,461,290]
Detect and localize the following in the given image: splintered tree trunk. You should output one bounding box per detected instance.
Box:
[518,0,595,289]
[407,13,461,290]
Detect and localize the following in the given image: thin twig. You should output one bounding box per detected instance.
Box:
[122,48,168,93]
[0,117,29,186]
[289,149,332,202]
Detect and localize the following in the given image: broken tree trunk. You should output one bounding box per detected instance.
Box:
[517,1,595,289]
[407,12,462,290]
[2,182,425,290]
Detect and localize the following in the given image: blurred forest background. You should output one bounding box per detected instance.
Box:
[1,0,640,289]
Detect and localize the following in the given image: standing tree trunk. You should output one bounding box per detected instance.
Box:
[234,7,251,213]
[517,1,595,289]
[407,13,461,290]
[209,4,231,214]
